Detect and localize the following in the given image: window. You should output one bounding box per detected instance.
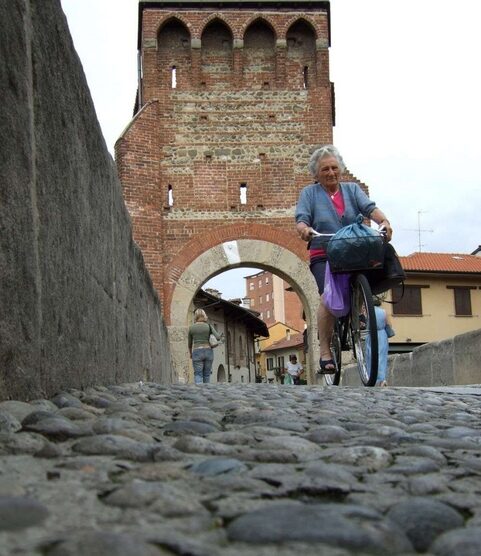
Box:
[240,183,247,204]
[266,293,270,303]
[171,66,177,88]
[250,298,255,307]
[258,280,262,288]
[265,276,269,284]
[303,66,309,89]
[260,312,263,319]
[267,358,274,370]
[392,286,423,315]
[277,356,285,371]
[259,296,263,304]
[266,310,271,319]
[249,282,254,291]
[167,184,174,206]
[449,287,473,316]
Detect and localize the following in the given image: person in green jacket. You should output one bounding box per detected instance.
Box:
[188,308,222,384]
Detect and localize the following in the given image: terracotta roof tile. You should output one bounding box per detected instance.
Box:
[400,252,481,273]
[263,333,304,352]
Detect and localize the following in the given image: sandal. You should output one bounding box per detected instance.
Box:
[317,359,337,375]
[377,380,388,387]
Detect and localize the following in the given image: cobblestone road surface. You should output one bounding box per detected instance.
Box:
[2,383,481,555]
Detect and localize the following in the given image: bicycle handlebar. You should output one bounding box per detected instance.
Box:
[310,227,387,238]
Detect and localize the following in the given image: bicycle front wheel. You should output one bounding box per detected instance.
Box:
[350,274,378,386]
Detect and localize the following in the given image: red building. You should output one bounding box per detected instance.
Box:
[244,269,305,332]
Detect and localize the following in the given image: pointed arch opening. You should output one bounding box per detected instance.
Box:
[243,19,276,89]
[157,18,191,89]
[201,19,234,89]
[286,19,317,89]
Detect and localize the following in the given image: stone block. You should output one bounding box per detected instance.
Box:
[410,343,434,386]
[390,353,413,386]
[453,329,481,385]
[431,338,455,386]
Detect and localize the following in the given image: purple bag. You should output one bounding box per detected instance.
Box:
[323,262,350,317]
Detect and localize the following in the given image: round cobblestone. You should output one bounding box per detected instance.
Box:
[1,383,481,555]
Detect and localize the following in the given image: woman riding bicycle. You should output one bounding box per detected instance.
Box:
[295,145,393,374]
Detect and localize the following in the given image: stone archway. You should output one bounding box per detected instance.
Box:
[168,239,321,384]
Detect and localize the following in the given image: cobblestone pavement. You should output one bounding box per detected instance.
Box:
[2,383,481,555]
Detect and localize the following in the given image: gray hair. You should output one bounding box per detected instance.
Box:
[308,145,346,177]
[194,308,208,322]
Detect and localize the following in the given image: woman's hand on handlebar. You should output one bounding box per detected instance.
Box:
[378,221,393,242]
[299,226,316,242]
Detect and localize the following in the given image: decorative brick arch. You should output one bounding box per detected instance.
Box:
[241,15,279,39]
[163,222,307,321]
[199,14,235,39]
[167,237,321,384]
[156,14,192,37]
[283,15,321,39]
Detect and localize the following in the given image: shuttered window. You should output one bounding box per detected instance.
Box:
[450,287,473,316]
[392,286,423,315]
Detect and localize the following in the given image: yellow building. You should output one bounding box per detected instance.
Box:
[385,251,481,352]
[256,322,302,380]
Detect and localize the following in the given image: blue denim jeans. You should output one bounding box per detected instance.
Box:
[192,347,214,384]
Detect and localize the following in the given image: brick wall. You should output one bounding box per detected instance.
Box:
[116,2,363,324]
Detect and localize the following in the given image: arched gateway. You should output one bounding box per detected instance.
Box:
[168,236,320,383]
[116,1,367,383]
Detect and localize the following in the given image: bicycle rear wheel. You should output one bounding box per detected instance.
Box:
[324,320,342,386]
[350,274,378,386]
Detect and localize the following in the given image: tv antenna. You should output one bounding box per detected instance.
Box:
[402,210,434,252]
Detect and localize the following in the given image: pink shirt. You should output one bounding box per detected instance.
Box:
[310,189,345,259]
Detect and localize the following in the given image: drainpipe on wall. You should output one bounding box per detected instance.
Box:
[137,51,143,108]
[225,317,231,382]
[247,331,252,383]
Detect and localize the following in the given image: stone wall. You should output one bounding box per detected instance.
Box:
[341,328,481,387]
[0,0,171,400]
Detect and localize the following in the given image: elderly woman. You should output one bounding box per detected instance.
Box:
[188,308,222,384]
[295,145,393,373]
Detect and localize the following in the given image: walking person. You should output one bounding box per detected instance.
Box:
[188,309,222,384]
[295,145,393,374]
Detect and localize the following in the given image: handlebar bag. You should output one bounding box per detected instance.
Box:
[363,242,406,295]
[327,215,384,273]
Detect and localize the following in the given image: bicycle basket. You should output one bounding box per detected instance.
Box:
[327,216,384,273]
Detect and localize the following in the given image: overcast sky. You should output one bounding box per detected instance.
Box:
[61,0,481,299]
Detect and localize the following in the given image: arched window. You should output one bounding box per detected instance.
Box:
[286,20,317,89]
[157,18,191,89]
[217,364,226,383]
[243,19,276,89]
[201,19,233,88]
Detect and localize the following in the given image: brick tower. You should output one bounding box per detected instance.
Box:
[116,0,336,381]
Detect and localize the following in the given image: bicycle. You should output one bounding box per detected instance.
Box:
[311,228,386,387]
